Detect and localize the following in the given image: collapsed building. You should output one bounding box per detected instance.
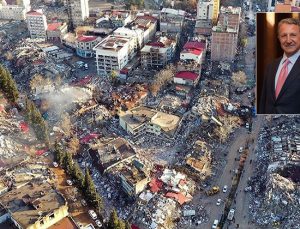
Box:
[89,137,136,173]
[119,106,181,139]
[249,116,300,229]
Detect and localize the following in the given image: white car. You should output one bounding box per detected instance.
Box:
[212,219,219,229]
[223,185,228,193]
[53,162,58,167]
[95,219,102,227]
[66,180,73,186]
[227,208,235,221]
[216,198,222,206]
[88,210,97,220]
[81,199,87,206]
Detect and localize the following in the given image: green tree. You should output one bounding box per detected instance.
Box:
[108,209,120,229]
[125,221,131,229]
[84,167,96,199]
[54,142,64,165]
[63,152,73,175]
[0,65,19,104]
[71,162,84,188]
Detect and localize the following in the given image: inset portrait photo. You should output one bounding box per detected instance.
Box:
[256,13,300,114]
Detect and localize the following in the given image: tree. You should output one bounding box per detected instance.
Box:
[63,152,73,175]
[60,113,72,137]
[150,64,176,96]
[110,70,118,85]
[125,221,131,229]
[54,74,62,89]
[30,74,44,94]
[84,167,96,199]
[231,71,247,87]
[30,74,52,94]
[71,162,84,188]
[68,135,79,155]
[54,142,64,165]
[0,65,19,104]
[108,209,121,229]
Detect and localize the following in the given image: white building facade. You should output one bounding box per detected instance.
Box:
[93,35,135,76]
[70,0,89,27]
[26,9,47,39]
[0,0,31,20]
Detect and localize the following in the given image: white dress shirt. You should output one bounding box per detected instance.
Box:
[274,49,300,90]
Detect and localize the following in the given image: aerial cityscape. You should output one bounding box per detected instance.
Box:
[0,0,299,229]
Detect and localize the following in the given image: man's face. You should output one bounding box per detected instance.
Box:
[278,23,300,57]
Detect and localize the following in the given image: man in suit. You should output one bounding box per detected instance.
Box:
[259,18,300,114]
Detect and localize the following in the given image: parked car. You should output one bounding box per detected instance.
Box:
[66,179,73,186]
[95,219,102,227]
[53,162,58,167]
[227,208,235,221]
[88,210,97,220]
[81,199,87,206]
[212,219,219,229]
[216,198,222,206]
[223,185,228,193]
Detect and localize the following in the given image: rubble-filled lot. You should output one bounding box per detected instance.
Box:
[249,116,300,229]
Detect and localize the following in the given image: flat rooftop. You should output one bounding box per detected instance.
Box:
[120,106,181,136]
[0,181,66,228]
[93,35,131,52]
[97,138,136,170]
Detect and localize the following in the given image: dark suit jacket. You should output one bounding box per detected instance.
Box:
[259,55,300,114]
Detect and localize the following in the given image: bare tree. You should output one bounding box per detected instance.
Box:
[54,74,62,89]
[231,71,247,87]
[30,74,52,94]
[150,65,176,96]
[60,113,72,137]
[68,135,79,155]
[30,74,44,94]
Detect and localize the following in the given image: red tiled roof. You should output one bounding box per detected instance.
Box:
[136,15,157,23]
[149,178,163,193]
[80,133,100,144]
[26,10,43,16]
[165,192,191,205]
[182,49,202,55]
[183,41,205,50]
[148,42,165,47]
[175,71,199,81]
[49,217,78,229]
[36,149,47,156]
[19,121,29,133]
[77,35,97,42]
[47,22,62,31]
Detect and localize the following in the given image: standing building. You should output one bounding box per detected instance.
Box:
[211,6,241,61]
[26,9,48,40]
[0,0,31,20]
[46,22,68,42]
[93,35,135,76]
[160,8,185,33]
[70,0,89,27]
[0,181,69,229]
[76,35,100,58]
[197,0,219,23]
[141,33,177,70]
[113,15,158,50]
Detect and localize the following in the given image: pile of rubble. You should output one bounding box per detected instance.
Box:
[134,194,180,229]
[249,116,300,229]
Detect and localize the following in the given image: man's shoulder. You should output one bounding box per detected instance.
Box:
[267,57,282,69]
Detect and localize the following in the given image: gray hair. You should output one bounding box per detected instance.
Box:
[278,18,300,34]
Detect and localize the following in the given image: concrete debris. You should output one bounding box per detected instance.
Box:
[249,116,300,229]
